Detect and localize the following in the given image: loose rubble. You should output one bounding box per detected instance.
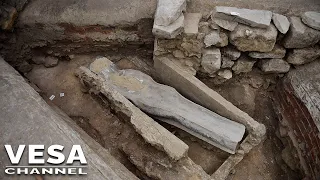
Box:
[301,11,320,30]
[272,13,290,34]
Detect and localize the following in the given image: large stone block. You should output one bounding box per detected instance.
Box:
[212,6,272,28]
[230,24,278,52]
[286,46,320,65]
[153,14,184,39]
[154,0,186,26]
[184,13,202,35]
[232,55,256,74]
[283,16,320,48]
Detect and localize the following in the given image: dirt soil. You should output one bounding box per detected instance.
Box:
[25,53,300,179]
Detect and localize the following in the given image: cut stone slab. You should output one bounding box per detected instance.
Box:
[232,55,256,74]
[248,45,286,59]
[230,24,278,52]
[0,57,138,180]
[221,46,241,60]
[154,0,186,26]
[212,18,238,31]
[272,13,290,34]
[301,11,320,30]
[78,65,189,161]
[218,69,233,79]
[212,6,272,28]
[283,16,320,48]
[286,46,320,65]
[201,48,221,74]
[87,58,245,154]
[153,14,184,39]
[259,59,290,73]
[184,13,202,35]
[204,30,220,47]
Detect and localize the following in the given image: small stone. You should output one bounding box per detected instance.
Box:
[209,20,220,30]
[153,14,184,39]
[201,48,221,74]
[204,31,220,47]
[286,46,320,65]
[259,59,290,73]
[198,22,210,34]
[17,61,33,73]
[248,45,286,59]
[44,56,59,68]
[212,18,238,31]
[283,17,320,48]
[154,0,186,26]
[221,46,241,60]
[31,56,45,65]
[301,11,320,30]
[212,6,272,28]
[230,24,277,52]
[272,13,290,34]
[173,50,185,59]
[215,32,228,47]
[232,56,256,74]
[218,69,233,79]
[221,58,235,68]
[184,13,202,35]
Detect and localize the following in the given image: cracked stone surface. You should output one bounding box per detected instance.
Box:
[88,58,245,154]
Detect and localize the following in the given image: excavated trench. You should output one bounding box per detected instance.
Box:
[1,1,308,179]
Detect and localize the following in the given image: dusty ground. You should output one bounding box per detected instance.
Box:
[25,52,300,179]
[25,53,231,178]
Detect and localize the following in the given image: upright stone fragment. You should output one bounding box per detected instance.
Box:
[153,14,184,39]
[87,58,245,154]
[248,45,286,59]
[259,59,290,73]
[201,48,221,74]
[184,13,202,35]
[212,18,238,31]
[283,17,320,48]
[232,56,256,74]
[212,6,272,28]
[154,0,186,26]
[272,13,290,34]
[301,11,320,30]
[286,46,320,65]
[229,24,278,52]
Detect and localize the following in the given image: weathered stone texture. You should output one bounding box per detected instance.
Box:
[201,48,221,74]
[153,14,184,39]
[301,11,320,30]
[232,56,256,74]
[248,45,286,59]
[259,59,290,73]
[230,24,277,52]
[286,46,320,65]
[272,13,290,34]
[154,0,186,26]
[184,13,202,35]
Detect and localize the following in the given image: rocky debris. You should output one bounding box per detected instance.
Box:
[153,14,184,39]
[248,45,286,59]
[184,13,202,35]
[230,24,278,52]
[216,31,229,47]
[204,31,220,47]
[89,58,245,154]
[221,46,241,60]
[17,61,32,73]
[201,48,221,74]
[44,56,59,68]
[218,69,233,79]
[78,64,189,161]
[212,6,272,28]
[259,59,290,73]
[272,13,290,34]
[232,55,256,74]
[212,18,238,31]
[154,0,186,26]
[0,5,18,30]
[283,16,320,48]
[221,58,235,68]
[301,11,320,30]
[286,46,320,65]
